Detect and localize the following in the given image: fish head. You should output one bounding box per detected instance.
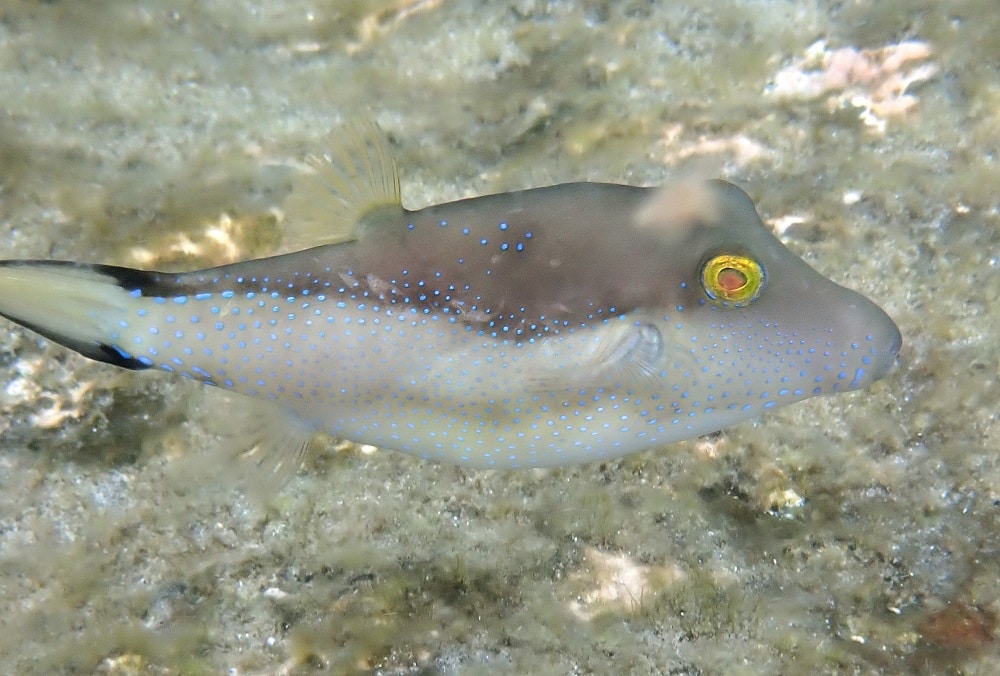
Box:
[631,180,901,413]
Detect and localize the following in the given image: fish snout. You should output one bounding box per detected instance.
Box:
[838,292,902,389]
[866,308,902,382]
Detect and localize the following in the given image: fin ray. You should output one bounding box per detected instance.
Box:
[530,322,665,393]
[194,389,326,499]
[282,119,402,251]
[0,261,152,369]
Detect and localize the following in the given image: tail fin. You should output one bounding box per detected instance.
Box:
[0,260,155,370]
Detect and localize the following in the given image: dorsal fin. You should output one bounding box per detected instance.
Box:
[281,119,402,252]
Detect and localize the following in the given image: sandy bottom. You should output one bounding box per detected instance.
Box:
[0,1,997,673]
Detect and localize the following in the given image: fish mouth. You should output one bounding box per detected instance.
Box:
[880,323,903,376]
[865,314,902,384]
[887,327,902,360]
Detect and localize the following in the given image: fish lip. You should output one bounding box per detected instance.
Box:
[870,321,903,382]
[887,328,902,360]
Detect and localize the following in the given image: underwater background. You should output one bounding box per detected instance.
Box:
[0,0,997,673]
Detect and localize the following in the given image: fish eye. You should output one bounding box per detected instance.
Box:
[700,253,766,307]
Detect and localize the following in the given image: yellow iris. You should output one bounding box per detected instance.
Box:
[700,254,765,306]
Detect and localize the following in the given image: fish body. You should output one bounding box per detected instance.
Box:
[0,126,901,470]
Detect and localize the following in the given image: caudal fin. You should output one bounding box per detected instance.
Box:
[0,260,156,370]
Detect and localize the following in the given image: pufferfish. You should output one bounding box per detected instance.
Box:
[0,123,901,477]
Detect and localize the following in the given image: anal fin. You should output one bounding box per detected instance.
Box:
[196,389,327,499]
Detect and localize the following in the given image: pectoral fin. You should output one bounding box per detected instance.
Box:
[530,322,665,393]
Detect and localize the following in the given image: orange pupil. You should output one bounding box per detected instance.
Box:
[717,267,747,292]
[700,254,765,306]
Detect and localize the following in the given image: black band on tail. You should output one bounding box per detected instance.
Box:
[9,315,153,371]
[88,262,179,298]
[0,260,167,371]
